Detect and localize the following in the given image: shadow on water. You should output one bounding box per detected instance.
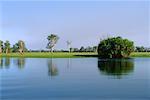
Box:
[98,58,134,79]
[47,59,58,77]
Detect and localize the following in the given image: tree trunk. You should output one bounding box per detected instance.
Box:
[0,47,2,54]
[6,48,8,54]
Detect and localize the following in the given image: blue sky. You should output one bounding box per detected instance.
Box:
[0,1,149,50]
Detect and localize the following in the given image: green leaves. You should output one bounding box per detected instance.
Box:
[47,34,59,51]
[98,36,134,58]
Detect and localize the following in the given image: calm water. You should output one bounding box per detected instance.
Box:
[0,57,150,100]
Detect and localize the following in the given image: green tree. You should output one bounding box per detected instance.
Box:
[79,46,85,52]
[4,41,11,54]
[18,40,26,54]
[47,34,59,52]
[12,43,19,52]
[98,36,134,58]
[0,40,3,54]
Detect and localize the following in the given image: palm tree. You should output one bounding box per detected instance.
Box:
[4,41,10,54]
[47,34,59,52]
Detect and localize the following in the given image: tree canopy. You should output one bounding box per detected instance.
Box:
[47,34,59,52]
[98,36,134,58]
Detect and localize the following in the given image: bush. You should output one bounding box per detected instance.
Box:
[98,36,134,58]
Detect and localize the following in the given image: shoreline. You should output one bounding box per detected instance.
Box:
[0,52,150,58]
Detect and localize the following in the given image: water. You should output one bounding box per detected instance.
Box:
[0,57,150,100]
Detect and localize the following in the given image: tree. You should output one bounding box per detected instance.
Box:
[4,41,11,54]
[66,41,71,52]
[18,40,26,54]
[98,36,134,58]
[12,43,19,52]
[79,46,85,52]
[47,34,59,52]
[0,40,3,54]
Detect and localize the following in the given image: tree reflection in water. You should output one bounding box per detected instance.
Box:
[47,59,58,77]
[5,57,10,69]
[0,58,10,69]
[0,57,4,68]
[17,58,25,69]
[98,58,134,79]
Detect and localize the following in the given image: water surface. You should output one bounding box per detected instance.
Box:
[0,57,150,100]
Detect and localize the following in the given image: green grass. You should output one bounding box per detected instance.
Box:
[0,52,150,58]
[0,52,98,58]
[130,52,150,57]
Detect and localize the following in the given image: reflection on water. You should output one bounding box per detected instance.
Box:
[0,57,10,69]
[14,58,26,69]
[98,59,134,78]
[0,58,25,69]
[47,59,58,77]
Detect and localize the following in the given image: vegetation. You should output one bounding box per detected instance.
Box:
[4,41,11,54]
[0,35,150,58]
[47,34,59,52]
[98,36,134,58]
[0,40,3,54]
[0,52,150,58]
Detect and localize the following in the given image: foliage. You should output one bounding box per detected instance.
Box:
[98,36,134,58]
[4,41,11,54]
[47,34,59,52]
[0,40,3,53]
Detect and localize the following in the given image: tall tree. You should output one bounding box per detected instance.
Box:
[18,40,26,54]
[4,41,10,54]
[47,34,59,52]
[66,41,71,52]
[12,43,19,52]
[0,40,3,54]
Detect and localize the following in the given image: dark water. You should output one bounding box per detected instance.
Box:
[0,57,149,100]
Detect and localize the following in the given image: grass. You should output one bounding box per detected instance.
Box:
[0,52,98,58]
[130,52,150,57]
[0,52,150,58]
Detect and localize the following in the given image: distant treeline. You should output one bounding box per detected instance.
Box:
[28,46,98,52]
[0,38,150,54]
[134,46,150,52]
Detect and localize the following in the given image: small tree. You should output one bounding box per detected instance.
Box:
[47,34,59,52]
[4,41,11,54]
[98,36,134,58]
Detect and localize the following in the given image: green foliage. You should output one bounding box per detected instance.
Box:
[0,40,3,53]
[4,41,11,54]
[98,36,134,58]
[47,34,59,52]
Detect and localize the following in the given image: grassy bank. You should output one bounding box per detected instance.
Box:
[0,52,97,58]
[0,52,150,58]
[130,52,150,57]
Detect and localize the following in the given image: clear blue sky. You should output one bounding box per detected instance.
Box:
[0,0,149,50]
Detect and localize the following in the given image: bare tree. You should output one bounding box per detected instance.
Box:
[66,41,71,53]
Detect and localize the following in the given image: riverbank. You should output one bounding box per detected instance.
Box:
[0,52,150,58]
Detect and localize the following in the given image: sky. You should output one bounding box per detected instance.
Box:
[0,0,149,50]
